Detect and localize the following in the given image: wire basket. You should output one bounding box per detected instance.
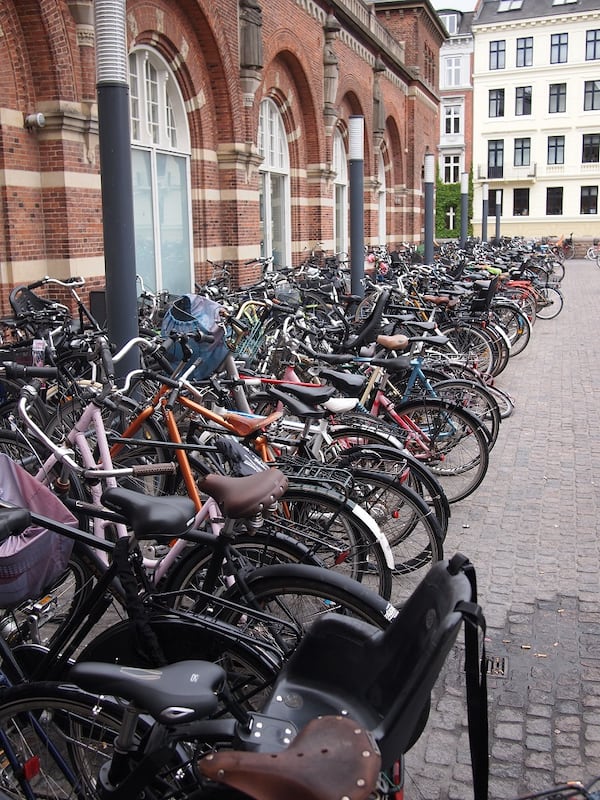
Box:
[273,456,355,499]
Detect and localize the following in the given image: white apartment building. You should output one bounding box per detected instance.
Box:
[471,0,600,239]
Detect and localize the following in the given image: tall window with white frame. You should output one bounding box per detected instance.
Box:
[444,154,461,183]
[332,129,348,257]
[258,99,291,268]
[444,56,462,88]
[444,105,462,135]
[129,49,192,295]
[377,150,387,246]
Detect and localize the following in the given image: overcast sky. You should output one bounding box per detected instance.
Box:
[431,0,477,10]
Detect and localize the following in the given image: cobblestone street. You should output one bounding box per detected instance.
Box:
[404,258,600,799]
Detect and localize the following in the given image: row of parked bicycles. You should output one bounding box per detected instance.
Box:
[0,236,571,800]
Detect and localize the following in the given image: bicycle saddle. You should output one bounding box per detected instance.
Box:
[198,714,381,800]
[199,468,288,518]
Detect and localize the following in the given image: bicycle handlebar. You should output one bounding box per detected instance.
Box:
[0,362,59,381]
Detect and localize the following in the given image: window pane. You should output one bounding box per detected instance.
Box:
[515,86,532,115]
[489,89,505,117]
[490,40,506,69]
[516,37,533,67]
[550,33,568,64]
[546,187,563,214]
[156,154,191,297]
[488,140,504,178]
[586,30,600,60]
[547,136,565,165]
[132,148,156,293]
[581,186,598,214]
[584,81,600,110]
[514,138,531,166]
[513,188,529,216]
[549,83,566,113]
[270,173,286,268]
[582,133,600,162]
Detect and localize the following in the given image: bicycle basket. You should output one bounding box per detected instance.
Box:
[160,294,230,381]
[0,454,76,609]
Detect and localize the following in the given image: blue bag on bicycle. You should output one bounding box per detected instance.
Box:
[160,294,230,380]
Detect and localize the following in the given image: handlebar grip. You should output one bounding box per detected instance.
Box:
[1,362,59,381]
[0,508,32,544]
[26,277,48,291]
[192,330,215,344]
[98,338,115,380]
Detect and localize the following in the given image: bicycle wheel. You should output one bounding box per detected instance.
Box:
[274,484,393,600]
[335,442,451,537]
[223,563,393,650]
[162,530,325,604]
[431,378,501,449]
[391,398,490,504]
[437,322,496,375]
[491,302,532,357]
[43,395,176,496]
[535,285,564,320]
[344,468,444,605]
[0,683,131,800]
[0,544,94,653]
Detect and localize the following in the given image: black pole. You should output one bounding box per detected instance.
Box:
[424,153,435,265]
[481,183,489,243]
[495,189,502,241]
[95,1,139,380]
[460,172,469,248]
[349,116,365,297]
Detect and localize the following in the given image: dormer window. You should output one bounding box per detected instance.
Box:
[498,0,523,10]
[439,12,458,35]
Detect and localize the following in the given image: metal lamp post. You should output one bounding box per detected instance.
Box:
[423,152,435,265]
[94,0,139,378]
[349,116,365,297]
[460,172,469,248]
[481,183,489,243]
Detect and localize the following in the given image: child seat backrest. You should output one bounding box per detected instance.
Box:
[260,554,488,799]
[341,288,390,352]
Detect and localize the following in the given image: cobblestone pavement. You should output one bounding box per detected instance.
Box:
[403,258,600,800]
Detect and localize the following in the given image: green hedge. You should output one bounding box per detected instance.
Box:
[435,172,473,240]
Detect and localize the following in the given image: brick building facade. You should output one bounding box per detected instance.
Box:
[0,0,445,310]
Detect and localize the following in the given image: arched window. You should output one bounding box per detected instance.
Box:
[258,99,290,267]
[377,150,387,245]
[129,48,192,295]
[333,129,348,256]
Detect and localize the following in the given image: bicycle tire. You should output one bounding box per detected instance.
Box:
[222,563,394,647]
[169,449,394,599]
[491,301,532,357]
[535,285,564,320]
[390,398,490,504]
[437,322,496,376]
[273,484,394,600]
[0,543,94,654]
[0,682,135,800]
[162,530,325,602]
[431,378,501,449]
[343,467,444,605]
[335,442,451,537]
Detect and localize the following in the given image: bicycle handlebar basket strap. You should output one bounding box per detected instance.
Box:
[0,454,76,609]
[160,293,230,380]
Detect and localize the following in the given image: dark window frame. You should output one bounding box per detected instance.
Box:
[490,40,506,70]
[550,33,568,64]
[581,185,598,214]
[516,37,533,67]
[582,133,600,163]
[549,83,567,113]
[546,186,563,215]
[515,86,532,115]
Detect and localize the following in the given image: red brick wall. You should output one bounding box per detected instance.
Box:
[0,0,440,312]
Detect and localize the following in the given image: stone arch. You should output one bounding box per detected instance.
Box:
[261,47,322,258]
